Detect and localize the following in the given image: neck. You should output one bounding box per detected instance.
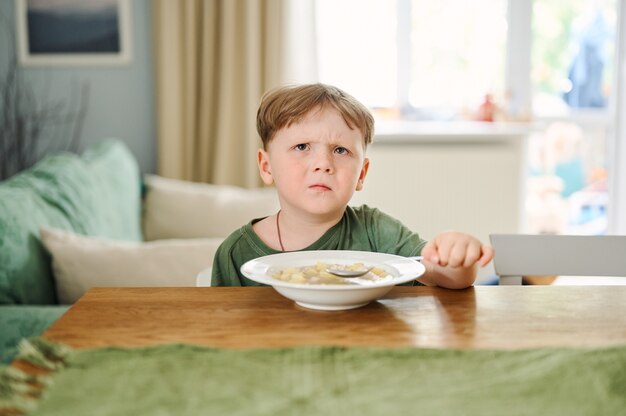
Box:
[275,209,343,251]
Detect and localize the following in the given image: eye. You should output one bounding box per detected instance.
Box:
[294,143,309,151]
[334,146,349,155]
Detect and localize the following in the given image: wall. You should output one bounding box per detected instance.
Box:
[0,0,155,174]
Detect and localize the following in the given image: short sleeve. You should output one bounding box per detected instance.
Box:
[363,206,427,258]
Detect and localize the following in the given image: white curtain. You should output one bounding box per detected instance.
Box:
[152,0,304,187]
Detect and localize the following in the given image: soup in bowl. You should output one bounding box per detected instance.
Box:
[241,250,425,310]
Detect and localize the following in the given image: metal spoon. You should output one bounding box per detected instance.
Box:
[326,256,423,278]
[325,266,373,278]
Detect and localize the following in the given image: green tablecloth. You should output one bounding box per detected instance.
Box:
[2,338,625,416]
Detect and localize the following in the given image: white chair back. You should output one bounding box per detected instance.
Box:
[490,234,626,285]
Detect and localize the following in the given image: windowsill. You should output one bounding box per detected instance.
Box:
[373,120,533,144]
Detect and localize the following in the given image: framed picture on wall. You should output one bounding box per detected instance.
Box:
[16,0,132,66]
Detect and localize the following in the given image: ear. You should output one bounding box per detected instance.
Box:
[257,148,274,185]
[356,158,370,191]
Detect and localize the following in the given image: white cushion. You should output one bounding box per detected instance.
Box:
[40,227,223,304]
[142,175,279,241]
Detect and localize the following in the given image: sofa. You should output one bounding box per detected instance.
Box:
[0,139,278,363]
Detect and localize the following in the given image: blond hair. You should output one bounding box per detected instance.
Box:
[256,83,374,149]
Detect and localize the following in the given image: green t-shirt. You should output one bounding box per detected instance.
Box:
[211,205,427,286]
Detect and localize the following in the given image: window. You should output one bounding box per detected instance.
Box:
[532,0,617,115]
[406,0,507,117]
[316,0,617,120]
[526,0,617,235]
[315,0,397,108]
[315,0,622,235]
[316,0,508,120]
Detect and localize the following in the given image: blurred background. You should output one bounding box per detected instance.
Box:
[1,0,625,246]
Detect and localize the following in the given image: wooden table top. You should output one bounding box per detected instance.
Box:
[44,286,626,350]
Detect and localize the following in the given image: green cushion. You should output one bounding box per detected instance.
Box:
[0,139,142,305]
[0,305,69,364]
[80,140,143,240]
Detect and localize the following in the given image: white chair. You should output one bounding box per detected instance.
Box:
[196,268,212,287]
[490,234,626,285]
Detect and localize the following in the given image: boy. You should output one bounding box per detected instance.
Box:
[212,83,493,288]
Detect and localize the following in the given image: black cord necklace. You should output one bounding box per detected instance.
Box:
[276,210,286,251]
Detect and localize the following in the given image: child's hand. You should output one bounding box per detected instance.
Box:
[421,231,493,269]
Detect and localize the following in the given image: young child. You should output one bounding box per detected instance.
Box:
[212,83,493,288]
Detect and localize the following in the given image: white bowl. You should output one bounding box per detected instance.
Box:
[240,250,425,310]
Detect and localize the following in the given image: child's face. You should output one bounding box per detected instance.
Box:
[257,106,369,218]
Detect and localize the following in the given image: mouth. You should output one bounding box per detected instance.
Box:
[309,184,332,191]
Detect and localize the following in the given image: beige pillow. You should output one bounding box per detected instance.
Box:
[40,227,222,304]
[142,175,279,241]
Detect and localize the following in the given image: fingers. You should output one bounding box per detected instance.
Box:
[478,244,494,267]
[424,234,493,268]
[421,240,439,264]
[442,239,465,267]
[437,238,475,268]
[463,242,482,268]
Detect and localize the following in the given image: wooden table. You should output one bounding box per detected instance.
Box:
[44,286,626,350]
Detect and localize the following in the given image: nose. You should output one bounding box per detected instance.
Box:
[312,148,334,174]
